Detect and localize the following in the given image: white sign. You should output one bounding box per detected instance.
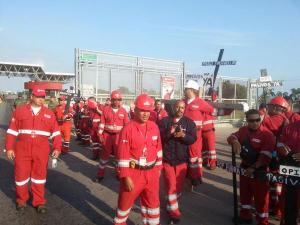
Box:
[280,165,300,177]
[186,73,213,87]
[161,76,176,100]
[250,80,283,89]
[259,76,272,82]
[82,84,94,98]
[202,61,236,66]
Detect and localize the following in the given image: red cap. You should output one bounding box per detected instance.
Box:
[111,90,122,100]
[135,94,154,111]
[59,96,66,101]
[32,88,46,97]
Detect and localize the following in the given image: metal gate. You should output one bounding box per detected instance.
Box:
[74,49,185,104]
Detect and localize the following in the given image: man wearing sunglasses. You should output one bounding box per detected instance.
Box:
[5,88,61,214]
[96,90,129,182]
[228,109,276,225]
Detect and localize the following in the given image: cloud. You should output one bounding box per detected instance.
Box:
[0,27,4,32]
[167,26,251,47]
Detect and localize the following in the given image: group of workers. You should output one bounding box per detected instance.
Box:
[4,79,299,225]
[228,96,300,225]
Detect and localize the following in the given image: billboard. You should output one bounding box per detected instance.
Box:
[161,76,176,100]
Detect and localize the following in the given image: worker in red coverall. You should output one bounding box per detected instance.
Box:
[183,80,214,186]
[277,121,300,225]
[158,100,196,224]
[202,111,217,170]
[228,109,275,225]
[73,99,84,141]
[53,96,74,154]
[262,96,289,219]
[113,94,162,225]
[285,98,300,124]
[202,88,217,170]
[154,99,168,123]
[5,88,61,213]
[95,90,129,181]
[79,100,91,146]
[87,97,102,160]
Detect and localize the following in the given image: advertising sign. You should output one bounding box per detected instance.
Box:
[161,76,176,100]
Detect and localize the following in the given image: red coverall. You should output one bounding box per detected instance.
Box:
[114,120,162,225]
[228,126,275,225]
[184,97,214,180]
[285,111,300,124]
[202,112,217,168]
[53,103,74,153]
[73,101,84,140]
[262,113,288,217]
[88,109,102,159]
[97,106,129,178]
[154,108,168,123]
[79,105,91,145]
[5,104,61,206]
[277,121,300,225]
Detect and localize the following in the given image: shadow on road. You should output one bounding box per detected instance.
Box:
[0,157,120,225]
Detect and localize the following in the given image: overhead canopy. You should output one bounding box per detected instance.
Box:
[0,61,74,83]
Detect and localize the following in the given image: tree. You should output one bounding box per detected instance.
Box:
[290,88,300,95]
[142,88,159,96]
[118,86,134,95]
[222,80,247,99]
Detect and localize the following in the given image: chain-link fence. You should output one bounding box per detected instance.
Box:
[75,49,184,105]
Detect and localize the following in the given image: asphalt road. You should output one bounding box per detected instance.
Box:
[0,126,280,225]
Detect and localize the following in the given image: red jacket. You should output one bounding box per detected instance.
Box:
[116,120,162,178]
[154,108,168,122]
[184,97,214,128]
[53,104,74,124]
[98,106,129,134]
[88,109,101,130]
[227,126,275,167]
[285,111,300,124]
[278,121,300,156]
[261,113,288,137]
[6,104,61,151]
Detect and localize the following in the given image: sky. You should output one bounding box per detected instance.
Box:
[0,0,300,92]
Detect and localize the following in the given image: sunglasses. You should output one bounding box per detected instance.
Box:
[113,99,122,101]
[247,118,261,123]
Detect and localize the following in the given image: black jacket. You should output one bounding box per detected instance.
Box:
[158,116,197,166]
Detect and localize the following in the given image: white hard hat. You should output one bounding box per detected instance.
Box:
[184,80,199,90]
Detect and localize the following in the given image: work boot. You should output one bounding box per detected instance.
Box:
[168,218,180,225]
[16,203,26,212]
[231,216,253,224]
[94,176,104,183]
[36,205,47,214]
